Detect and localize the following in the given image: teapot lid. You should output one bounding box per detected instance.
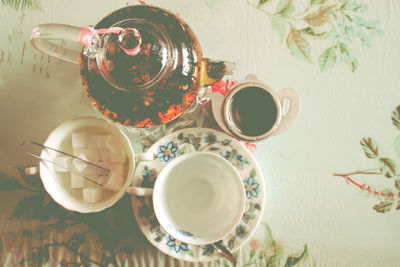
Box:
[81,5,205,127]
[95,18,173,92]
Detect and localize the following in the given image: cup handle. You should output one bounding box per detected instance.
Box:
[135,153,154,162]
[126,187,153,196]
[244,74,258,81]
[127,152,154,196]
[25,166,39,175]
[273,88,301,136]
[200,58,236,87]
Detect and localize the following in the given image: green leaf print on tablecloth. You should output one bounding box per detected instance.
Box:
[245,0,381,72]
[286,27,312,63]
[392,106,400,131]
[239,223,309,267]
[319,46,337,72]
[276,0,294,17]
[360,137,379,159]
[1,0,42,11]
[310,0,328,6]
[334,105,400,213]
[379,158,398,178]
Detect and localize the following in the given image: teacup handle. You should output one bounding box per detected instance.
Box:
[126,186,153,196]
[135,153,154,162]
[127,152,155,196]
[25,166,40,175]
[273,88,301,136]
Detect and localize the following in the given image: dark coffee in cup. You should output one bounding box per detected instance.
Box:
[228,86,277,137]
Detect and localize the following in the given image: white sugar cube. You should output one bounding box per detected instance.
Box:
[71,172,85,188]
[99,149,110,162]
[73,148,86,156]
[71,160,98,188]
[83,188,103,203]
[54,157,72,172]
[110,163,125,176]
[73,148,100,163]
[82,166,97,179]
[88,165,110,186]
[95,171,108,185]
[103,173,125,191]
[99,135,112,149]
[105,136,125,153]
[72,154,92,173]
[86,135,101,149]
[109,150,126,163]
[97,161,111,170]
[72,133,86,148]
[72,158,87,172]
[85,149,100,163]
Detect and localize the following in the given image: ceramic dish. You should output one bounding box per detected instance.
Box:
[130,127,265,261]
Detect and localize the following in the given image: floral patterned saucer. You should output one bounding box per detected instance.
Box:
[130,128,265,262]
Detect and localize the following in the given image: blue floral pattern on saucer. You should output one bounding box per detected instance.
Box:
[156,141,178,162]
[243,175,260,200]
[131,128,265,262]
[166,236,189,253]
[221,150,249,169]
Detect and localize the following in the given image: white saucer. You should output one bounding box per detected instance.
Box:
[130,127,265,262]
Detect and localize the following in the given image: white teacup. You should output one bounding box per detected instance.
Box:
[25,116,152,213]
[129,151,246,246]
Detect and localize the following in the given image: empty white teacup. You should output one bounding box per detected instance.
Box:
[128,152,246,247]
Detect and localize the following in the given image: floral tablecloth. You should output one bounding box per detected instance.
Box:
[1,0,399,266]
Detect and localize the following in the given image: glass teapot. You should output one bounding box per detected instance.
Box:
[30,5,235,128]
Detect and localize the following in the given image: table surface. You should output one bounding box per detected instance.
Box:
[1,0,400,266]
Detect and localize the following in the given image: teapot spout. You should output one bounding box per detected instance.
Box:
[200,58,235,87]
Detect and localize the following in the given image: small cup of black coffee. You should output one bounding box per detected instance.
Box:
[212,74,301,142]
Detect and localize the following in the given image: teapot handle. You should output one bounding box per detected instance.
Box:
[200,58,236,87]
[31,24,83,64]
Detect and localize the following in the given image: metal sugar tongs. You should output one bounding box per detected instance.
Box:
[21,140,110,187]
